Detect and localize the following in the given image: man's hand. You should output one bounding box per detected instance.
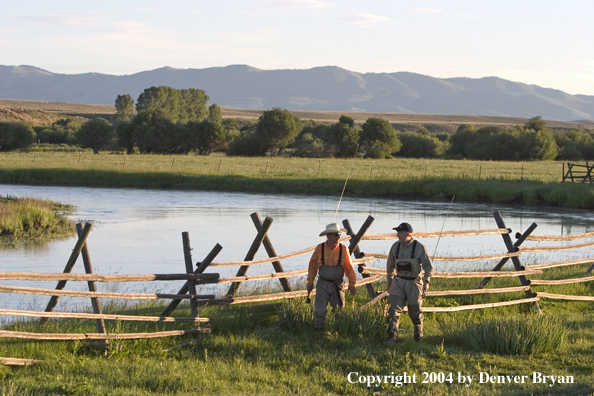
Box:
[348,284,356,296]
[307,283,313,293]
[422,281,430,298]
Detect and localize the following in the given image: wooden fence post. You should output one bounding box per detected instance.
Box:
[478,222,537,289]
[161,243,222,317]
[182,232,199,318]
[75,223,107,343]
[582,161,594,183]
[41,222,93,324]
[491,211,541,313]
[251,212,292,292]
[226,216,273,298]
[343,216,377,299]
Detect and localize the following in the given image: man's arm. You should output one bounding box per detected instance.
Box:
[386,243,397,290]
[418,243,433,284]
[418,242,433,295]
[307,245,322,292]
[342,245,357,296]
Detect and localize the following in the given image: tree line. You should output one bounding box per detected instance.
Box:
[2,85,593,162]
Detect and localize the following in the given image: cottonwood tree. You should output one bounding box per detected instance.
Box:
[208,103,222,123]
[115,94,135,122]
[255,107,301,156]
[135,86,209,123]
[359,117,401,158]
[325,116,359,157]
[76,117,114,154]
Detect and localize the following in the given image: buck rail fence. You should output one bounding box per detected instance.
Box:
[563,162,594,183]
[1,210,593,365]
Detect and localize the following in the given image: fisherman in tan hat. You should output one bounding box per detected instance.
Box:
[307,223,357,330]
[384,222,433,343]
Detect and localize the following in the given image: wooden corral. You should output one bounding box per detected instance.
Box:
[1,210,593,365]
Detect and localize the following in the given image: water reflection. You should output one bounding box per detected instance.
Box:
[1,184,593,314]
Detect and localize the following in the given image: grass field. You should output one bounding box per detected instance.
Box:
[1,264,593,396]
[1,151,593,209]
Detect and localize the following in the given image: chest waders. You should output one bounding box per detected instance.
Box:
[387,240,424,341]
[318,243,344,307]
[395,240,422,280]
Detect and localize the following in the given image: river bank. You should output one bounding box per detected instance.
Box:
[0,152,592,209]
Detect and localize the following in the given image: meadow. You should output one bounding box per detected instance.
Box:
[1,151,593,209]
[1,265,593,396]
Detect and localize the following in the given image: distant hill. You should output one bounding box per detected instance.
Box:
[1,64,594,122]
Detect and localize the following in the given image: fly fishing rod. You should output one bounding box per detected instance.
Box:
[424,195,455,299]
[431,195,456,260]
[332,144,359,222]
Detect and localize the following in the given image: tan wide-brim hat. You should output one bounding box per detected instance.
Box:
[319,223,347,237]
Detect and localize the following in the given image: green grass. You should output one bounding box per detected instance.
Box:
[0,195,75,243]
[1,152,593,209]
[1,265,593,396]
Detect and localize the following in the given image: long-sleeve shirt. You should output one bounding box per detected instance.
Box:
[386,237,433,289]
[307,242,357,285]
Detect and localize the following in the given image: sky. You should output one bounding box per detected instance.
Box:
[1,0,594,96]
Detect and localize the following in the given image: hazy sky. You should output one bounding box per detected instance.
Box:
[2,0,593,95]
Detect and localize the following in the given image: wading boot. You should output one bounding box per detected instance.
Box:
[382,331,399,344]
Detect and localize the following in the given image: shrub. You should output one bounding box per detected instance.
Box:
[396,130,446,158]
[458,316,568,356]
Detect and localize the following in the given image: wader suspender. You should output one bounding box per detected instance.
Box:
[320,242,343,267]
[395,240,417,259]
[319,243,344,304]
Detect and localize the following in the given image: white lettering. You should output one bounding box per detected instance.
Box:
[479,372,489,383]
[457,372,473,387]
[347,372,358,383]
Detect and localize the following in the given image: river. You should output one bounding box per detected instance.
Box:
[1,184,593,314]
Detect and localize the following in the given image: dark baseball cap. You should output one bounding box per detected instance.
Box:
[393,222,413,233]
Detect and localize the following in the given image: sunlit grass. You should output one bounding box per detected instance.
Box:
[0,195,75,242]
[0,151,567,182]
[1,266,593,395]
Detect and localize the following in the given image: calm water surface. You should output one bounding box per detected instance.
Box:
[1,184,593,313]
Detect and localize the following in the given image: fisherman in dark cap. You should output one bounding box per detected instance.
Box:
[384,222,433,343]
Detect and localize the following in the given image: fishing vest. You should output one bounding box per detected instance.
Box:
[395,240,423,280]
[317,243,345,282]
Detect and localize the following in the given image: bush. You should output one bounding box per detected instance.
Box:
[359,118,401,158]
[290,132,326,157]
[0,122,36,151]
[228,123,267,156]
[396,130,447,158]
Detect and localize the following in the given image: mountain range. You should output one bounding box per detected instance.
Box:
[1,64,593,122]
